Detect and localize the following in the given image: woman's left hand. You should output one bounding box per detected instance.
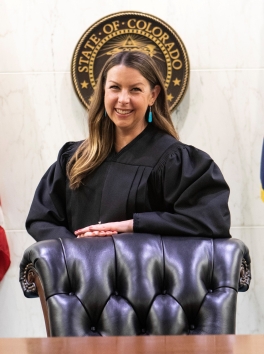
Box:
[74,219,133,238]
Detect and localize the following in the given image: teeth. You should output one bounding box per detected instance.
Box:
[116,109,131,114]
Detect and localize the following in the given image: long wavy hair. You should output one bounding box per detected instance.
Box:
[67,51,179,189]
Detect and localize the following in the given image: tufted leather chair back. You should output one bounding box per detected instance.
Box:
[20,234,251,336]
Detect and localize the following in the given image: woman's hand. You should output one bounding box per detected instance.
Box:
[74,219,133,238]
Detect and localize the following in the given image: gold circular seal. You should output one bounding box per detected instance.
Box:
[71,11,189,112]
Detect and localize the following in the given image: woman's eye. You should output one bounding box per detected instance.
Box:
[110,85,119,90]
[131,87,141,92]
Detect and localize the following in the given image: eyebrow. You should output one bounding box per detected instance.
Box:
[108,80,144,86]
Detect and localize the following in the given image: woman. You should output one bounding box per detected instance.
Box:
[26,51,231,241]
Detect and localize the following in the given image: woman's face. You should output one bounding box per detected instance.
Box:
[104,65,160,134]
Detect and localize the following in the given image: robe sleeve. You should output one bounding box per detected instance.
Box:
[25,142,77,242]
[133,145,231,238]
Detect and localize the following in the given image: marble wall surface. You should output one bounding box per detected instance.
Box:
[0,0,263,337]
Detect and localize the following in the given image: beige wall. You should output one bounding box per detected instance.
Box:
[0,0,263,337]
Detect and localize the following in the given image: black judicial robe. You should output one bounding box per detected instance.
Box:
[26,125,231,241]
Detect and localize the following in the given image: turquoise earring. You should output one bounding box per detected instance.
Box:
[148,106,153,123]
[105,109,107,117]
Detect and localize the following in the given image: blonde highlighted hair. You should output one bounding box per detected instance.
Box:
[67,51,179,189]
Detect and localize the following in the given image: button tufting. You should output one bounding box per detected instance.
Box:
[208,289,213,293]
[163,290,167,295]
[115,291,119,296]
[91,326,96,332]
[69,292,74,296]
[190,325,195,330]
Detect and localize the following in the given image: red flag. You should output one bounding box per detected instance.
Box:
[0,226,10,280]
[0,201,10,280]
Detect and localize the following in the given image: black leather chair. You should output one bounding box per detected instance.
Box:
[19,234,251,337]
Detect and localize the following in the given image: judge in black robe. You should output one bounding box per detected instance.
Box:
[26,124,231,241]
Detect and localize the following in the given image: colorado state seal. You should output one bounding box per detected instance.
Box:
[71,11,189,112]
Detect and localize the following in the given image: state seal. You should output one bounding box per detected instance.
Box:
[71,11,189,112]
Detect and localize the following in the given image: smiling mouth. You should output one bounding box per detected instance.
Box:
[115,108,133,115]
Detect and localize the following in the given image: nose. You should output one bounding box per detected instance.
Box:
[118,90,130,104]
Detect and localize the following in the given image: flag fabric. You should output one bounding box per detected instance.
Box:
[0,226,10,281]
[261,139,264,202]
[0,202,10,281]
